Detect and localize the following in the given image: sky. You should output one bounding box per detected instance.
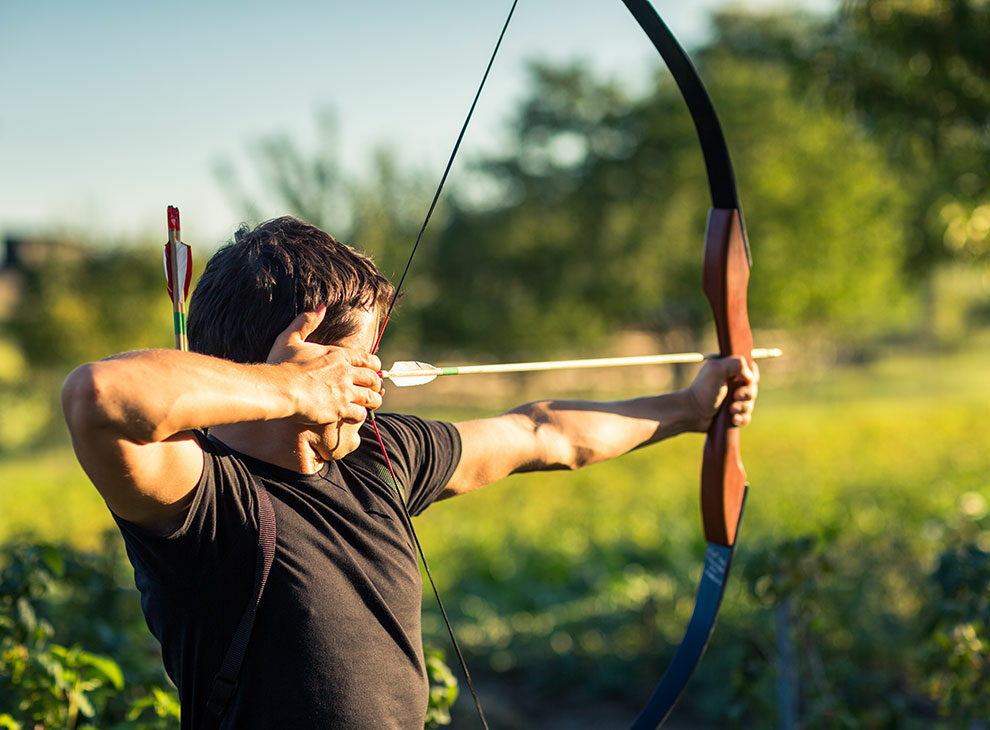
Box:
[1,0,834,248]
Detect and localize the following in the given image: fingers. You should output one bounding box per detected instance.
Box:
[726,358,759,427]
[353,380,383,411]
[344,347,382,375]
[698,356,759,427]
[340,350,384,419]
[339,401,373,425]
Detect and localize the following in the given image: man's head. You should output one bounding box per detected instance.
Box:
[188,217,394,362]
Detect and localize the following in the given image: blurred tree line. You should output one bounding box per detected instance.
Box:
[1,0,987,451]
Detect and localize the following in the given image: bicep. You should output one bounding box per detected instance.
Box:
[443,408,568,498]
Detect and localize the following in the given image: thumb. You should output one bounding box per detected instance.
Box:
[268,306,327,363]
[283,305,328,345]
[711,355,754,384]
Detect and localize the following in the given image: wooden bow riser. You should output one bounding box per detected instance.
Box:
[700,208,753,548]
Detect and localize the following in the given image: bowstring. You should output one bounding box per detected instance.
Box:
[372,0,520,354]
[368,3,520,727]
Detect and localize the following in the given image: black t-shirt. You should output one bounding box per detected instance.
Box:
[114,414,461,730]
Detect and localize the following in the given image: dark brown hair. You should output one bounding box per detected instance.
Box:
[188,217,393,363]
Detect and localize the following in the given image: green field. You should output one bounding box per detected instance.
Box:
[5,340,986,549]
[2,338,988,727]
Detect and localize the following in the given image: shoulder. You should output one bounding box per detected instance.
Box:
[350,413,462,515]
[365,413,460,450]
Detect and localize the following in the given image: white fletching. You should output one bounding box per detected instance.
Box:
[382,361,444,387]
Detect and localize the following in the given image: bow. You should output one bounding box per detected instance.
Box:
[373,1,753,726]
[619,1,754,726]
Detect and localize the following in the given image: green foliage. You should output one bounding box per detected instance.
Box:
[215,14,929,358]
[424,646,458,729]
[3,244,172,369]
[1,4,988,725]
[714,1,990,280]
[0,238,175,453]
[0,539,179,729]
[925,507,990,725]
[119,688,181,730]
[1,339,988,726]
[405,48,915,354]
[0,450,110,548]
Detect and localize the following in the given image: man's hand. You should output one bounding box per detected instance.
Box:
[685,356,759,432]
[267,306,384,426]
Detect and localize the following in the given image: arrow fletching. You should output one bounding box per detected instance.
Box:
[382,361,447,387]
[164,205,192,350]
[164,206,192,300]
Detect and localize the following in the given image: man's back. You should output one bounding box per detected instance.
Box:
[114,416,460,729]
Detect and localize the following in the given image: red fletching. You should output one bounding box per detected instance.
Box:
[164,205,191,302]
[164,241,192,300]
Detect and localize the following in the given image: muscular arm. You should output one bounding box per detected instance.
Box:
[443,356,758,498]
[61,309,382,529]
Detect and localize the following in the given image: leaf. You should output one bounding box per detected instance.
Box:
[77,650,125,690]
[39,545,65,578]
[73,689,96,718]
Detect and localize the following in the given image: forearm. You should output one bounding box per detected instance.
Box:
[63,349,299,444]
[509,390,702,472]
[448,358,756,496]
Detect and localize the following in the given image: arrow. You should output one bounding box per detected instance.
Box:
[381,347,782,387]
[164,205,192,351]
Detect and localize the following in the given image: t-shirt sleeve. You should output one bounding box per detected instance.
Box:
[361,414,461,516]
[112,432,260,587]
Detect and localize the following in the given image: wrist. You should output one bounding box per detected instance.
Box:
[268,361,306,420]
[674,387,710,433]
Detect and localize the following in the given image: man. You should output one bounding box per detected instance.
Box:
[62,216,758,729]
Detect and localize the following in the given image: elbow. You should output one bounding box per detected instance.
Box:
[62,363,100,433]
[518,400,593,472]
[62,361,148,441]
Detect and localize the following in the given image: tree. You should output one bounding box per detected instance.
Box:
[710,1,990,276]
[421,50,915,355]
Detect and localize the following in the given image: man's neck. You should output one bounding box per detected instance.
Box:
[209,422,325,474]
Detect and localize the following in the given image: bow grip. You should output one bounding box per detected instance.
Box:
[700,208,753,547]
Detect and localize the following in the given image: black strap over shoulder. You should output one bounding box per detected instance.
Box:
[202,481,277,726]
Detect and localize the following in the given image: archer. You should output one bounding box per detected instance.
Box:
[61,216,758,729]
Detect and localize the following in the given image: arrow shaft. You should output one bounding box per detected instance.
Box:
[383,348,780,382]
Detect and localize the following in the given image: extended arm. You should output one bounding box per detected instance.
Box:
[62,309,383,529]
[443,356,757,498]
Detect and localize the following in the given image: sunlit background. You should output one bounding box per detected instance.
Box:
[2,0,831,243]
[1,1,988,728]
